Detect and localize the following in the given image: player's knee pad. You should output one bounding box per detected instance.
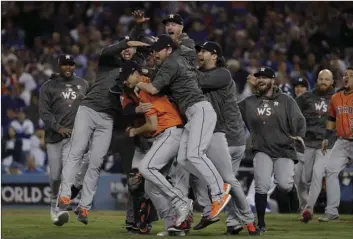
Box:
[127,168,145,195]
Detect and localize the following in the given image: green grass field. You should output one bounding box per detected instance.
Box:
[1,209,353,239]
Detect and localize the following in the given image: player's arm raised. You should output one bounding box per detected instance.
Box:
[322,97,336,154]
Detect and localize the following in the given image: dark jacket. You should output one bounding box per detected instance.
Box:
[197,67,246,148]
[296,88,336,149]
[151,51,207,115]
[238,87,306,162]
[81,40,144,118]
[39,74,89,144]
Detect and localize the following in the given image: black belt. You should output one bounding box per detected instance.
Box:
[342,137,353,142]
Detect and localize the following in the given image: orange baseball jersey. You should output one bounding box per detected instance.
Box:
[122,77,183,137]
[328,91,353,138]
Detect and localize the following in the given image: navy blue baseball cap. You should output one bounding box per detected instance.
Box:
[162,14,184,25]
[254,67,276,78]
[195,41,223,57]
[292,77,309,88]
[58,54,75,65]
[151,34,176,52]
[120,61,142,81]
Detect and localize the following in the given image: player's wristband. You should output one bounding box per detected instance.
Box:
[324,129,335,140]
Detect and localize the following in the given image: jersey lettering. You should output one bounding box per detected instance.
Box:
[257,107,272,116]
[62,91,77,100]
[314,101,328,112]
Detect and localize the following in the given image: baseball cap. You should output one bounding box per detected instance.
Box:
[162,14,184,25]
[151,34,176,52]
[58,54,75,66]
[119,61,142,81]
[292,77,309,88]
[195,41,223,57]
[254,67,276,78]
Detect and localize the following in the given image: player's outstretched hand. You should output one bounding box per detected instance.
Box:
[321,139,328,155]
[132,10,150,23]
[58,127,72,138]
[136,102,153,113]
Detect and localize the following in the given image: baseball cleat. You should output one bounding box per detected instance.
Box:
[168,214,193,233]
[76,207,88,225]
[300,209,313,223]
[175,199,193,226]
[53,211,70,226]
[223,183,231,194]
[193,216,220,230]
[247,222,260,236]
[256,226,266,235]
[58,197,71,211]
[226,225,244,235]
[50,207,58,223]
[209,193,231,219]
[318,215,340,222]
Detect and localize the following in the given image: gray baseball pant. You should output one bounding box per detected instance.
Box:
[301,148,331,210]
[226,145,248,227]
[177,134,253,223]
[138,127,184,229]
[177,101,224,201]
[254,152,295,194]
[294,152,307,210]
[60,105,113,210]
[47,138,89,208]
[325,138,352,216]
[139,127,188,208]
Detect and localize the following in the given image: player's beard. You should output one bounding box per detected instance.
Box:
[317,84,332,95]
[257,81,272,96]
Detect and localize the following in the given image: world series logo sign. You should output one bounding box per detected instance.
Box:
[1,183,52,205]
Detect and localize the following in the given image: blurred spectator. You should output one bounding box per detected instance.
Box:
[9,108,34,163]
[2,127,24,171]
[292,77,309,98]
[71,44,88,78]
[22,156,44,174]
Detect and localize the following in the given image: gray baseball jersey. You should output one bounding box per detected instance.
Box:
[238,86,306,161]
[39,74,89,144]
[151,51,207,115]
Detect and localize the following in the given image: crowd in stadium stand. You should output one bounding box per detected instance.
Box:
[1,1,353,175]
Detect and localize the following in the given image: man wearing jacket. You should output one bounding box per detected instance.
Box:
[238,67,306,233]
[38,54,89,225]
[295,70,336,222]
[56,39,148,225]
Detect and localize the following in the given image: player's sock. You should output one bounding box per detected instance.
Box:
[255,193,267,227]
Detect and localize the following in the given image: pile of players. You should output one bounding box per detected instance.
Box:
[38,10,353,237]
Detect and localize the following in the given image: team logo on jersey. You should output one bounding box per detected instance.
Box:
[62,88,77,100]
[314,100,328,113]
[257,102,272,117]
[274,101,279,106]
[77,85,81,90]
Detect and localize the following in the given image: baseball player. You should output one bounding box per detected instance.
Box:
[173,41,258,235]
[136,35,231,224]
[294,70,336,218]
[121,61,189,236]
[238,67,306,233]
[38,54,89,225]
[56,39,149,225]
[302,66,353,222]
